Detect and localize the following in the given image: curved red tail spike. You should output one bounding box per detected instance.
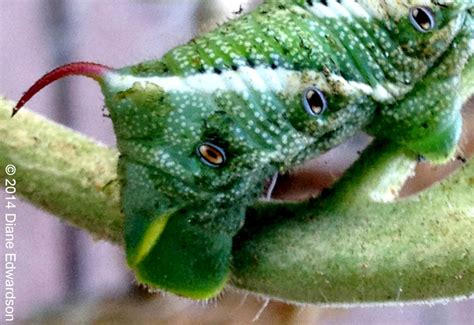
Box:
[12,62,114,117]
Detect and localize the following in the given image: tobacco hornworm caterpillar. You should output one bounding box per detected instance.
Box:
[13,0,473,299]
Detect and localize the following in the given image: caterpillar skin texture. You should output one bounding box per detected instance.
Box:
[14,0,474,299]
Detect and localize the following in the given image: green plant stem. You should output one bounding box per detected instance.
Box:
[233,142,473,304]
[0,98,122,242]
[462,55,474,102]
[0,96,473,305]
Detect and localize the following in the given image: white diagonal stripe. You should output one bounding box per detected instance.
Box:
[105,66,399,102]
[306,0,372,19]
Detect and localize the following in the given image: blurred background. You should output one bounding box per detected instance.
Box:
[0,0,473,323]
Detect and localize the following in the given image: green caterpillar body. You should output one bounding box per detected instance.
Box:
[15,0,474,299]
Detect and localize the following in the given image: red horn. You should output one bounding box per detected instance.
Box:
[12,62,114,117]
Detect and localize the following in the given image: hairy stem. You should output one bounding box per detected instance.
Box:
[0,98,122,242]
[462,55,474,102]
[233,142,473,304]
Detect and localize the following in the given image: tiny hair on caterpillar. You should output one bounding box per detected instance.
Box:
[13,0,473,299]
